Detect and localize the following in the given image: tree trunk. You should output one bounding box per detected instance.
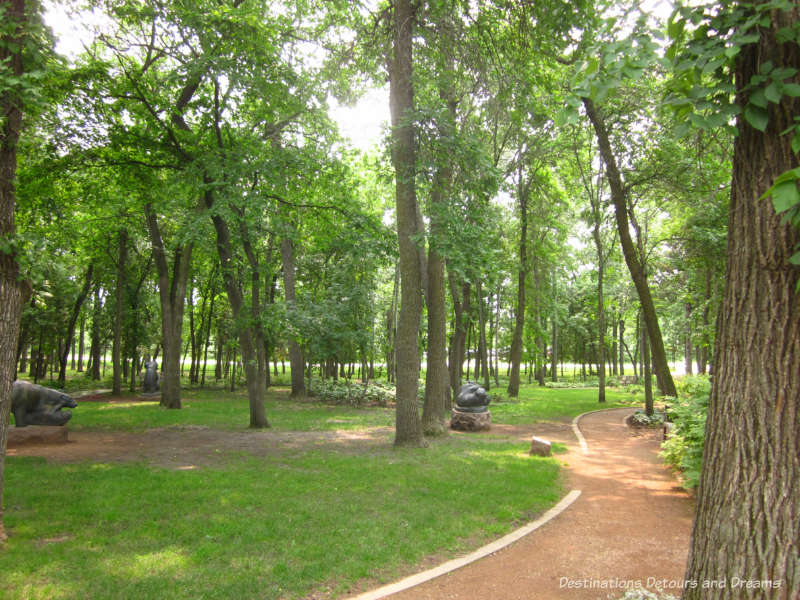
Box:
[145,204,192,409]
[591,200,606,403]
[281,232,305,398]
[390,0,424,446]
[618,318,625,376]
[507,175,529,398]
[551,316,558,382]
[58,263,93,388]
[206,195,268,428]
[683,11,800,597]
[386,262,399,383]
[641,312,653,416]
[112,229,127,395]
[0,0,32,542]
[90,287,102,381]
[698,268,712,375]
[447,271,469,402]
[477,282,490,390]
[422,163,450,437]
[611,317,618,376]
[684,301,693,376]
[583,98,677,398]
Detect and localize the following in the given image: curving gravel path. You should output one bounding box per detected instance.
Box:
[372,408,695,600]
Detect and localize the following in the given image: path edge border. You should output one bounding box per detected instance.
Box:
[347,489,582,600]
[572,406,635,454]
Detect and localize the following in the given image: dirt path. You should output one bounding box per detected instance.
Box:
[382,408,695,600]
[7,426,395,469]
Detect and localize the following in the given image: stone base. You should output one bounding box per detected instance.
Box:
[450,408,491,432]
[529,436,552,456]
[7,426,69,447]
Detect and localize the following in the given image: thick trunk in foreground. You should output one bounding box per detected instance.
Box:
[145,204,192,409]
[583,98,677,398]
[683,12,800,598]
[0,0,32,542]
[390,0,423,446]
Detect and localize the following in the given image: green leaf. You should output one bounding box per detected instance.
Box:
[765,82,781,103]
[744,104,768,131]
[749,88,768,108]
[792,132,800,156]
[789,250,800,266]
[771,67,798,80]
[781,83,800,97]
[770,181,800,213]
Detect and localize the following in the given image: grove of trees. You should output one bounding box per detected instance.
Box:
[1,0,797,595]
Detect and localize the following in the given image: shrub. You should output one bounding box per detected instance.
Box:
[308,379,396,407]
[660,377,710,490]
[630,409,666,427]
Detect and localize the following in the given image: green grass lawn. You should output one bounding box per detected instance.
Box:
[2,439,559,600]
[59,387,396,432]
[490,384,641,424]
[2,382,640,600]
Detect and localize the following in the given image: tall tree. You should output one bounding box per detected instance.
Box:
[0,0,37,543]
[390,0,424,446]
[582,97,678,398]
[145,203,192,409]
[507,162,529,397]
[669,2,800,595]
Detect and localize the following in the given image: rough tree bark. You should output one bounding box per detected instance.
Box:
[390,0,424,446]
[683,8,800,597]
[583,97,677,398]
[421,30,456,436]
[145,204,193,409]
[0,0,33,543]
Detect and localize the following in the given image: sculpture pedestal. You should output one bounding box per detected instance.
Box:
[7,426,69,448]
[450,408,491,432]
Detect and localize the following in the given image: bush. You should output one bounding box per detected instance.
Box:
[660,377,710,490]
[630,409,666,427]
[308,379,396,407]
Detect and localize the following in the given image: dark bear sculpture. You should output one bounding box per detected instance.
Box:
[143,360,159,393]
[11,380,77,427]
[455,382,490,413]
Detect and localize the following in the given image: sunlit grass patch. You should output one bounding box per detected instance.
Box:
[2,434,560,600]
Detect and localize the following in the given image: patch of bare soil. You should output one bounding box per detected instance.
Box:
[6,426,396,469]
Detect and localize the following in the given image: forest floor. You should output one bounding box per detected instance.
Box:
[376,408,695,600]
